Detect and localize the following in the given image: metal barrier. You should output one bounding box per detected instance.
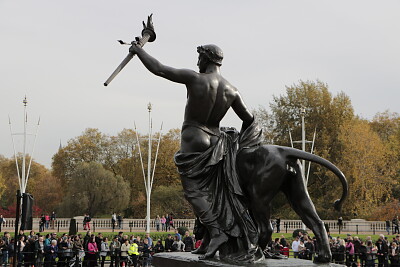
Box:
[6,247,386,267]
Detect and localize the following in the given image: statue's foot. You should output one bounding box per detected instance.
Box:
[191,246,207,254]
[198,253,214,260]
[198,233,228,260]
[313,251,332,263]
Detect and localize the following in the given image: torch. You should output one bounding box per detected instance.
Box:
[104,14,156,86]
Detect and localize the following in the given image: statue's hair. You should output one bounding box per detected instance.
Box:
[197,44,223,66]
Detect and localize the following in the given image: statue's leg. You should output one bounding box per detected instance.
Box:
[237,146,285,251]
[282,167,331,263]
[236,146,287,253]
[199,227,228,260]
[250,204,272,250]
[192,229,209,254]
[183,195,227,259]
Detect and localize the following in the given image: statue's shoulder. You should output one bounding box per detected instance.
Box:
[217,76,238,99]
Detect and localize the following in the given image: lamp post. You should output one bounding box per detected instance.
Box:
[9,96,40,194]
[289,107,316,230]
[134,103,163,234]
[146,103,152,234]
[301,107,306,178]
[289,107,316,185]
[9,97,40,259]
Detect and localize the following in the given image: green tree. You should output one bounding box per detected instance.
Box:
[52,128,109,183]
[58,162,130,217]
[151,185,193,219]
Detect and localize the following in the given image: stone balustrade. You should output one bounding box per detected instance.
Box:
[0,218,392,235]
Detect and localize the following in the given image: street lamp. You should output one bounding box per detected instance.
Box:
[9,96,40,193]
[134,103,163,234]
[288,107,316,185]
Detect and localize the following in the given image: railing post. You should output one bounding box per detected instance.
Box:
[285,223,288,233]
[57,221,60,232]
[356,225,359,235]
[373,224,376,235]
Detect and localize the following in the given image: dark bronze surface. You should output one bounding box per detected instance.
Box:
[127,31,348,264]
[153,252,345,267]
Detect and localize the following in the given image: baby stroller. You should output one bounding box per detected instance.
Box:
[126,254,150,267]
[69,250,85,267]
[138,254,152,267]
[126,254,135,266]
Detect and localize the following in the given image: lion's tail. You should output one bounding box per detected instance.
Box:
[279,146,348,212]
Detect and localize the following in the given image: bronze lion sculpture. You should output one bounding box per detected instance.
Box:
[236,145,348,263]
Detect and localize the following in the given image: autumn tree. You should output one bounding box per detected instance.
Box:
[370,111,400,206]
[29,173,63,213]
[51,127,182,217]
[0,155,62,212]
[370,111,400,142]
[258,80,354,218]
[335,119,395,218]
[0,170,5,203]
[265,80,354,160]
[370,111,400,178]
[126,128,181,217]
[367,199,400,221]
[153,129,181,186]
[52,128,109,183]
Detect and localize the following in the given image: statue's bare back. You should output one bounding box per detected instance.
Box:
[182,73,239,152]
[130,44,253,154]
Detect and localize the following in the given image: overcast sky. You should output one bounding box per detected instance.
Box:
[1,0,399,168]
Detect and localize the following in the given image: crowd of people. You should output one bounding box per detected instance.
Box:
[2,223,400,267]
[267,232,400,267]
[0,228,198,267]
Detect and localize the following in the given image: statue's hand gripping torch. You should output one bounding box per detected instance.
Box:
[104,14,156,86]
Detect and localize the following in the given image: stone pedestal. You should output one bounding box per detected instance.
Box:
[152,252,344,267]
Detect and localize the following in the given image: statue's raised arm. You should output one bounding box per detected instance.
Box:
[103,14,156,86]
[129,44,198,85]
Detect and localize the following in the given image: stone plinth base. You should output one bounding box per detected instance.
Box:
[152,252,344,267]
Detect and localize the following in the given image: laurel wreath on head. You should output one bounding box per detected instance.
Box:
[197,46,223,66]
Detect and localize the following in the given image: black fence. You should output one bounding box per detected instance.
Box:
[0,249,153,267]
[2,247,391,267]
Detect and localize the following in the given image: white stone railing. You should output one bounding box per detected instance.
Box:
[0,218,391,234]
